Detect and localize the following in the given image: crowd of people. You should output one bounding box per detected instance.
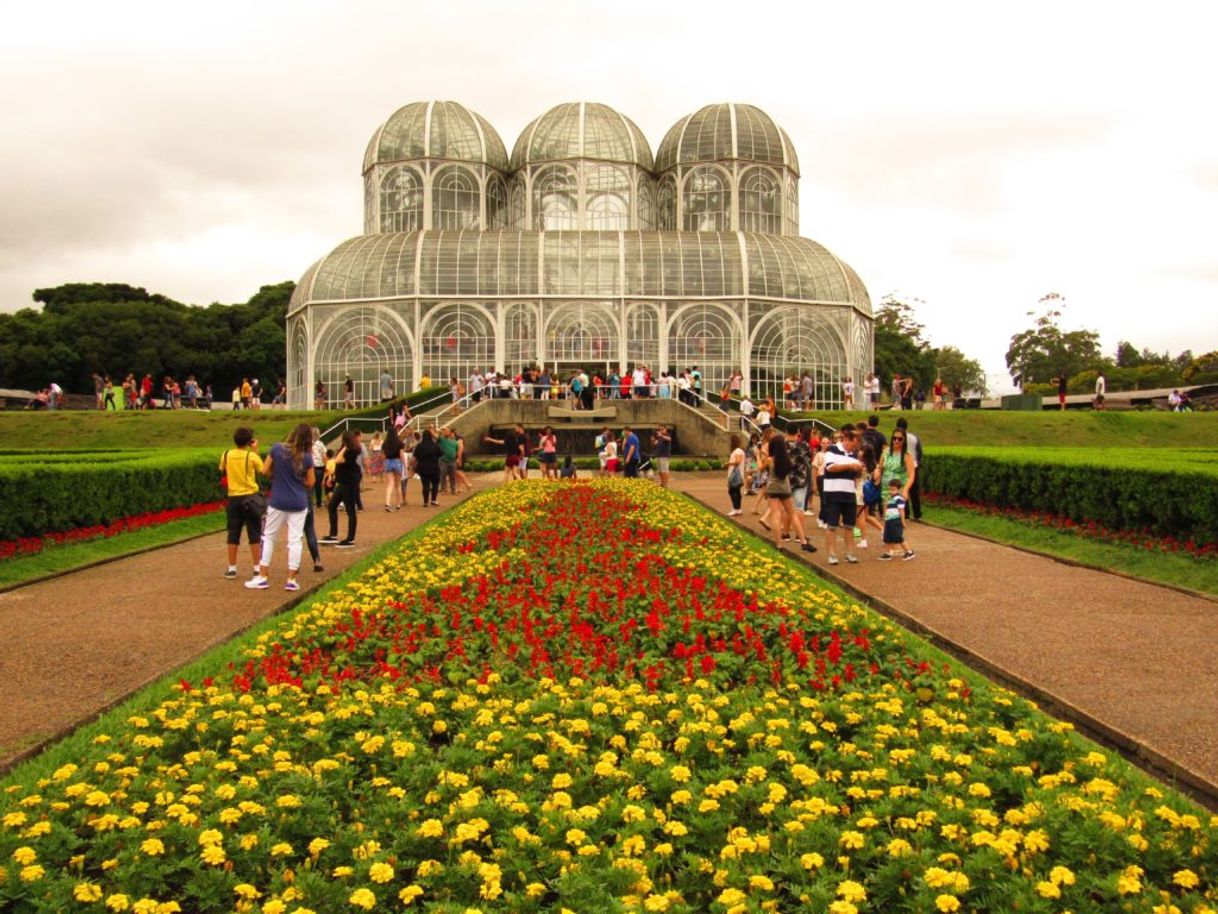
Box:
[24,373,290,411]
[725,414,923,565]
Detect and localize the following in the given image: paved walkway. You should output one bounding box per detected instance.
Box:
[0,477,493,771]
[678,475,1218,802]
[3,473,1216,807]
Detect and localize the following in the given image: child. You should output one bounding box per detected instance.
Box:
[878,479,915,561]
[559,455,577,479]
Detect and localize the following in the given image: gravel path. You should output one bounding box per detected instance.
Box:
[679,475,1218,803]
[0,477,492,772]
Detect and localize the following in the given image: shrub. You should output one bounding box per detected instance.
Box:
[0,449,219,540]
[921,448,1218,544]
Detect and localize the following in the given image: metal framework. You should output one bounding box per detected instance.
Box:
[292,100,871,408]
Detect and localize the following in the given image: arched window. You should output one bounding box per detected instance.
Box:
[739,168,781,234]
[785,176,799,235]
[420,303,495,385]
[379,165,423,233]
[486,175,507,229]
[508,176,526,229]
[545,303,619,370]
[289,319,309,409]
[682,166,730,232]
[586,165,631,231]
[533,164,578,230]
[656,176,676,231]
[314,306,413,405]
[625,303,660,370]
[668,304,738,395]
[432,165,481,230]
[750,306,847,407]
[504,303,539,369]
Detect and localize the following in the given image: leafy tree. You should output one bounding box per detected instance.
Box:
[1005,293,1101,390]
[873,294,936,390]
[928,346,986,395]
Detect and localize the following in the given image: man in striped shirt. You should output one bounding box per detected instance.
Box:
[822,427,863,565]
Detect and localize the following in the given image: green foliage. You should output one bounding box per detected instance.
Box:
[1182,350,1218,384]
[0,281,295,396]
[1005,294,1101,389]
[928,345,986,395]
[0,449,219,540]
[922,447,1218,543]
[873,294,936,391]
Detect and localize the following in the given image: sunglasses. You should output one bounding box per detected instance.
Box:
[892,436,905,441]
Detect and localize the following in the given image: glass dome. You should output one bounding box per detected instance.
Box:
[511,102,654,172]
[655,103,799,175]
[363,101,509,174]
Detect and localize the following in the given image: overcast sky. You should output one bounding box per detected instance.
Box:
[3,0,1216,391]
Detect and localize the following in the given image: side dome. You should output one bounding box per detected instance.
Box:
[363,101,509,174]
[656,103,799,175]
[510,102,654,171]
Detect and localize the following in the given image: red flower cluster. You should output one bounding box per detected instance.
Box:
[0,500,226,562]
[228,487,910,695]
[925,493,1218,558]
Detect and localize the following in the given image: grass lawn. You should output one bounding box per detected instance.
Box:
[925,502,1218,596]
[0,510,225,591]
[800,408,1218,448]
[933,445,1218,475]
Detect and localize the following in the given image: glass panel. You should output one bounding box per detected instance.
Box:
[314,305,413,405]
[544,302,619,367]
[420,303,495,386]
[682,166,730,232]
[749,305,847,407]
[288,318,309,409]
[739,167,781,235]
[585,164,631,230]
[486,175,507,229]
[504,303,539,370]
[667,303,738,393]
[431,165,480,231]
[625,303,659,370]
[656,176,676,231]
[379,165,424,233]
[636,178,655,231]
[533,164,578,230]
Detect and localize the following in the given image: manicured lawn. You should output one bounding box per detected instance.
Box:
[0,510,225,590]
[925,502,1218,596]
[932,445,1218,475]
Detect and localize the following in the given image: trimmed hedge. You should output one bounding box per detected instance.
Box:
[921,447,1218,545]
[461,457,724,473]
[0,448,219,540]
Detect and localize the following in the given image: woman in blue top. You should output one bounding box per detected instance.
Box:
[245,423,316,592]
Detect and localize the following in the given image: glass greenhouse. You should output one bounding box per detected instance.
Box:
[289,100,872,407]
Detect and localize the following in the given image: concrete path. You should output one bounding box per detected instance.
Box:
[678,474,1218,803]
[0,476,493,772]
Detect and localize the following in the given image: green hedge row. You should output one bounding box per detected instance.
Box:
[921,450,1218,545]
[0,448,220,540]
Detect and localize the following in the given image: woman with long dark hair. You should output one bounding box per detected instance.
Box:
[761,427,815,553]
[412,429,442,506]
[322,429,362,547]
[246,423,316,591]
[382,424,405,511]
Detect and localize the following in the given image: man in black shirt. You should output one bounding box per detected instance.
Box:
[862,414,886,458]
[652,425,672,488]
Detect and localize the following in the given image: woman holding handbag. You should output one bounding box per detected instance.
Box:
[725,434,746,516]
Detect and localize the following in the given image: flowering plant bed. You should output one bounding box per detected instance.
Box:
[0,501,225,562]
[925,492,1218,559]
[2,481,1215,913]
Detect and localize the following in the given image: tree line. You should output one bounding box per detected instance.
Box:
[0,282,293,396]
[872,294,988,396]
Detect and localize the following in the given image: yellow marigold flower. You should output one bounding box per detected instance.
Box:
[936,896,961,913]
[577,844,600,857]
[717,888,746,907]
[3,812,27,827]
[270,842,293,857]
[369,862,394,883]
[417,859,443,877]
[197,828,223,847]
[276,794,302,808]
[200,845,226,866]
[565,829,586,845]
[644,895,669,911]
[1023,829,1050,853]
[654,842,673,856]
[1117,865,1142,895]
[839,831,865,850]
[416,818,444,838]
[106,895,130,912]
[141,837,165,856]
[801,852,824,870]
[671,790,692,805]
[20,865,45,882]
[11,846,36,865]
[1172,869,1199,889]
[399,885,424,905]
[749,875,774,891]
[670,765,692,782]
[525,883,545,899]
[698,799,720,813]
[84,790,110,807]
[74,883,104,902]
[1035,881,1061,899]
[333,866,354,877]
[233,884,260,900]
[239,833,259,851]
[828,903,858,914]
[261,903,285,914]
[551,772,573,789]
[1049,865,1075,886]
[621,804,646,822]
[887,838,912,857]
[837,880,866,903]
[308,838,330,856]
[348,888,376,910]
[621,835,646,855]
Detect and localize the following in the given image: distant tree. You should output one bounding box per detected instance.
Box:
[929,346,987,395]
[1182,351,1218,385]
[1005,293,1101,390]
[873,293,936,390]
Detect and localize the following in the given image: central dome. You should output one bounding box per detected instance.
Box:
[511,102,654,172]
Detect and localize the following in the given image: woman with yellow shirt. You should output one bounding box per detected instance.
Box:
[221,427,265,579]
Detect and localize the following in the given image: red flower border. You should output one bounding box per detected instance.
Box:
[925,493,1218,559]
[0,501,226,562]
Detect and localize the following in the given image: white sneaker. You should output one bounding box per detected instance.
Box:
[857,539,868,549]
[727,509,743,516]
[827,555,839,565]
[817,520,827,529]
[243,576,269,590]
[803,509,815,516]
[845,554,859,564]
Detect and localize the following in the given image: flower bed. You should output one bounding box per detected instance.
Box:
[925,492,1218,559]
[2,481,1215,913]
